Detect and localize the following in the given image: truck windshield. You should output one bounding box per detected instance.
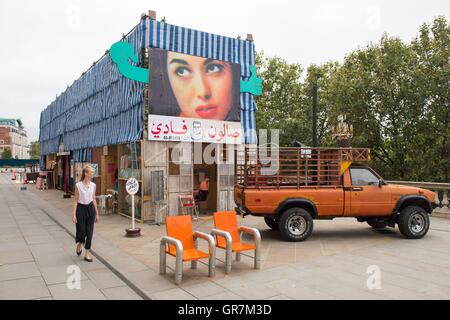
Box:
[350,168,379,186]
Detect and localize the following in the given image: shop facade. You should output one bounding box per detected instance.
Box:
[39,13,258,223]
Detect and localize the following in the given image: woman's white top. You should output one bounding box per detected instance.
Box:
[76,181,96,205]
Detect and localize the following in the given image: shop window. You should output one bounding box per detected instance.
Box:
[117,142,142,220]
[118,143,141,180]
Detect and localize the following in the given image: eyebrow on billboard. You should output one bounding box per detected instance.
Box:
[169,57,220,66]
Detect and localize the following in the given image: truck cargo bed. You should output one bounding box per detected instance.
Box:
[235,146,370,189]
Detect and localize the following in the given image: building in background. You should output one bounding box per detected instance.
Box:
[39,12,258,224]
[0,118,29,159]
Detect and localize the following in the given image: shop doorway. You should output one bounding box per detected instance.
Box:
[56,154,70,193]
[193,143,217,215]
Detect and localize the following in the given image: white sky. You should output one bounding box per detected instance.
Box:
[0,0,448,142]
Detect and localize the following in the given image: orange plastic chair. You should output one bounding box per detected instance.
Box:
[211,211,261,274]
[160,215,215,284]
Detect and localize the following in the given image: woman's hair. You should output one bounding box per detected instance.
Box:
[149,49,241,121]
[81,165,93,181]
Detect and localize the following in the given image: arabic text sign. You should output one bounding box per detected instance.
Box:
[149,115,242,144]
[125,178,139,195]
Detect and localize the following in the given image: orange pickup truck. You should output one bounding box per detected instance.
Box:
[234,147,436,241]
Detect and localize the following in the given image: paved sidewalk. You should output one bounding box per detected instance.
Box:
[0,174,142,300]
[3,173,450,300]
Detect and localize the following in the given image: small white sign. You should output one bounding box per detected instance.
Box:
[126,178,139,195]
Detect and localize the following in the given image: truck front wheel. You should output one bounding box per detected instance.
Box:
[397,206,430,239]
[278,208,313,242]
[264,217,278,230]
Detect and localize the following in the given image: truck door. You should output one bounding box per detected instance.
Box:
[345,167,392,216]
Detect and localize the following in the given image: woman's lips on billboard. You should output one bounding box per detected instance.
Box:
[195,104,219,118]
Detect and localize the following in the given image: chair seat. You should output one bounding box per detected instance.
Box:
[217,242,256,252]
[167,248,210,261]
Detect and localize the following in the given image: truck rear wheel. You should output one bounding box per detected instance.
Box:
[367,218,388,229]
[397,206,430,239]
[264,217,278,230]
[278,208,313,242]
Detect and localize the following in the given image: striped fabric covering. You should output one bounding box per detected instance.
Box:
[143,19,257,144]
[39,19,146,162]
[39,17,257,165]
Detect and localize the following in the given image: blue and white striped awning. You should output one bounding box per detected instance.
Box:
[39,17,257,164]
[39,19,145,158]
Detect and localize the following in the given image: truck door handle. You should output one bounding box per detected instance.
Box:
[352,187,363,191]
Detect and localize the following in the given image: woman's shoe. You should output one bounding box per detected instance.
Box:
[84,256,93,262]
[76,247,82,256]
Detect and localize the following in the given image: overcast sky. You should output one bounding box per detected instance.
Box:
[0,0,448,142]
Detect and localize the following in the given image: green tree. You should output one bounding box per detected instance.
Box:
[1,149,12,159]
[409,16,450,182]
[303,62,340,147]
[29,141,40,159]
[327,35,419,180]
[326,17,449,182]
[254,16,449,182]
[255,52,306,147]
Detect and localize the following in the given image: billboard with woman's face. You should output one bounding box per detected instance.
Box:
[148,49,242,144]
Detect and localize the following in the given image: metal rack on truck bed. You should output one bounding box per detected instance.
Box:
[235,147,371,189]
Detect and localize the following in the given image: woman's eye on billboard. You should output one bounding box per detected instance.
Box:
[206,63,225,74]
[174,66,191,77]
[149,49,241,122]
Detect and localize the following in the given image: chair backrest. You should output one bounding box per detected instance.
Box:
[165,215,195,251]
[179,194,195,207]
[213,212,240,247]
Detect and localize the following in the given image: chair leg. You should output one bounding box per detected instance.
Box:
[254,248,261,270]
[194,205,199,221]
[208,248,216,278]
[236,252,241,262]
[159,242,166,275]
[225,246,232,274]
[175,254,183,285]
[191,238,198,269]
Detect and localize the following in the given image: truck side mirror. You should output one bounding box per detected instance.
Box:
[378,180,384,188]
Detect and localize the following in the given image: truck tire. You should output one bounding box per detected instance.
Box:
[397,206,430,239]
[264,217,278,230]
[367,218,388,229]
[278,208,313,242]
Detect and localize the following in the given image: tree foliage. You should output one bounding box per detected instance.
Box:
[1,149,12,159]
[29,141,40,160]
[255,16,449,182]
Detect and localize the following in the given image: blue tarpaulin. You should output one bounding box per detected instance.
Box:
[39,17,257,165]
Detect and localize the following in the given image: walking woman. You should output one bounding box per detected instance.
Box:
[72,165,99,262]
